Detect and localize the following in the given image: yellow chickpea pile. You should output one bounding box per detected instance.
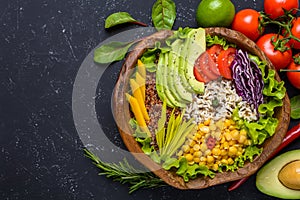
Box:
[177,118,251,171]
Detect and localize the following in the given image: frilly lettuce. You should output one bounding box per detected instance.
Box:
[162,157,215,181]
[206,34,237,50]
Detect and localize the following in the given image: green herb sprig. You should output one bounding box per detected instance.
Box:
[84,149,165,193]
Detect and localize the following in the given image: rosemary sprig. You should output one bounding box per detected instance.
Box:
[83,148,166,193]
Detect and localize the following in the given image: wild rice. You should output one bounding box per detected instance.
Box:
[184,79,258,124]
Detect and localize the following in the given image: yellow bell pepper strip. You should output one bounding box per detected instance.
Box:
[137,59,146,79]
[129,79,150,121]
[125,93,151,136]
[135,72,146,101]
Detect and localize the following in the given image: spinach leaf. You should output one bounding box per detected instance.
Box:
[105,12,147,28]
[94,41,135,64]
[152,0,176,30]
[291,95,300,119]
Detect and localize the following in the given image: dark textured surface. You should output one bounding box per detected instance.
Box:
[0,0,299,199]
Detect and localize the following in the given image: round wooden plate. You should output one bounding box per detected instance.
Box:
[112,27,290,189]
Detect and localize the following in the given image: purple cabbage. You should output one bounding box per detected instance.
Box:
[231,49,264,113]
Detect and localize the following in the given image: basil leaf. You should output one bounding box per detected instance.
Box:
[94,41,134,64]
[291,95,300,119]
[105,12,145,28]
[152,0,176,30]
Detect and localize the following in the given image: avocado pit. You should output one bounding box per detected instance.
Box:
[278,160,300,190]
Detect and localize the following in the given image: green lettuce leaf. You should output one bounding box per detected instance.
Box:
[205,35,236,49]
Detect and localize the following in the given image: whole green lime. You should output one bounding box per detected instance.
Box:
[196,0,235,27]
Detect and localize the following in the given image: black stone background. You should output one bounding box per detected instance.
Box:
[1,0,299,199]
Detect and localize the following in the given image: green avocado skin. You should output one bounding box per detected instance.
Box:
[256,149,300,199]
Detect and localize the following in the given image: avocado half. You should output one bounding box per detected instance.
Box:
[256,149,300,199]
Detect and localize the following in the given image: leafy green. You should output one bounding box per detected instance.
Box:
[94,41,136,64]
[291,95,300,119]
[206,34,236,50]
[84,149,165,193]
[152,0,176,30]
[140,42,171,72]
[245,117,279,145]
[173,158,215,181]
[105,12,146,28]
[262,70,286,99]
[258,98,283,116]
[140,48,160,72]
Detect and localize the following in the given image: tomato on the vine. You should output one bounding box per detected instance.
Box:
[287,53,300,89]
[256,33,292,70]
[288,17,300,49]
[264,0,299,19]
[231,9,264,41]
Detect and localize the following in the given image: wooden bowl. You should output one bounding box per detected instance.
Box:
[112,27,290,189]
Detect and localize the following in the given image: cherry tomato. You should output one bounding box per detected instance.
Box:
[217,47,236,79]
[264,0,299,19]
[287,54,300,89]
[289,17,300,49]
[256,33,292,70]
[231,9,264,41]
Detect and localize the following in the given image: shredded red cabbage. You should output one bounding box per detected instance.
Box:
[231,49,264,112]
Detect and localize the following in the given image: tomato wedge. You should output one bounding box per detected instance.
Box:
[194,66,206,82]
[194,52,219,83]
[207,44,223,63]
[194,45,236,82]
[217,47,236,79]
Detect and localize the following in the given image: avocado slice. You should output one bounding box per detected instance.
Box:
[167,44,186,104]
[170,39,193,103]
[183,28,206,94]
[162,53,186,108]
[256,149,300,199]
[178,53,193,93]
[156,52,174,107]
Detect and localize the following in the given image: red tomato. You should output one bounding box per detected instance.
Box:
[217,47,236,79]
[194,66,206,82]
[231,9,264,41]
[194,51,219,83]
[264,0,299,19]
[289,17,300,49]
[207,44,222,63]
[256,33,292,70]
[287,54,300,89]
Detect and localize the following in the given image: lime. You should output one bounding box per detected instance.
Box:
[196,0,235,27]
